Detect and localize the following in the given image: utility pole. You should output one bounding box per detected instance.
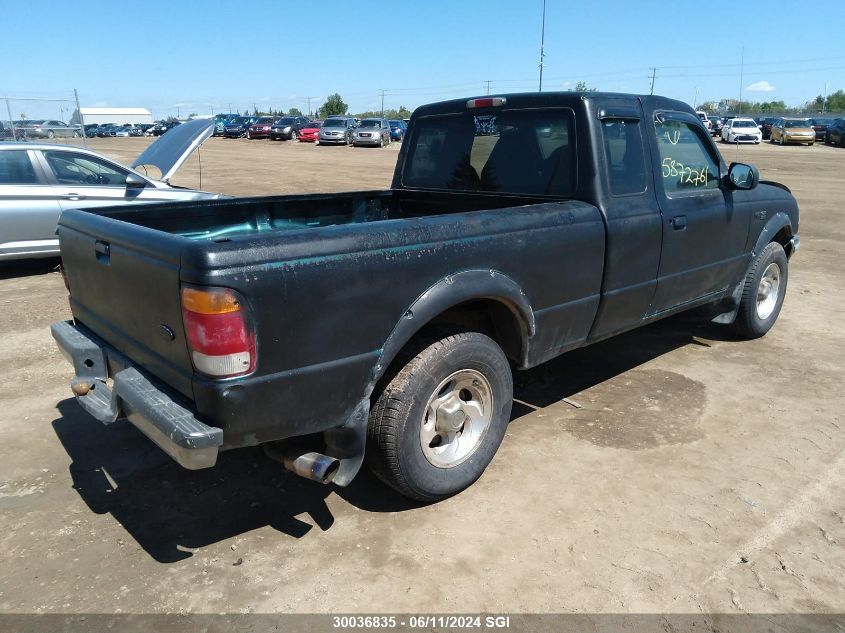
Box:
[74,88,87,148]
[306,96,319,117]
[693,87,699,109]
[484,80,491,95]
[379,89,386,117]
[538,0,546,91]
[5,97,16,141]
[822,82,829,113]
[737,46,745,115]
[649,68,657,95]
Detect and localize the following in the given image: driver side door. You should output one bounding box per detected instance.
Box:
[35,149,146,212]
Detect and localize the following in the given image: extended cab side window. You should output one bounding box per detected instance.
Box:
[601,119,646,195]
[653,118,719,195]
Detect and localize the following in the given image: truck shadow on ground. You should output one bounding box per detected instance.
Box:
[0,257,61,281]
[51,311,739,564]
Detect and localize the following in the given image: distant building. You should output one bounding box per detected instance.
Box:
[73,107,154,125]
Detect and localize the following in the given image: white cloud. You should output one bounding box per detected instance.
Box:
[746,80,775,93]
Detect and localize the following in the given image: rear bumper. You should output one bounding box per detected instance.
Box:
[51,320,222,470]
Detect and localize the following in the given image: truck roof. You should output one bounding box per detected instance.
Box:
[411,91,694,118]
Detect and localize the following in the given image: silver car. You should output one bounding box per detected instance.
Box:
[352,118,392,147]
[318,117,356,145]
[15,120,82,139]
[0,119,226,260]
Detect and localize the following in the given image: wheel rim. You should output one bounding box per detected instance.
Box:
[420,369,493,469]
[291,131,297,140]
[756,262,781,320]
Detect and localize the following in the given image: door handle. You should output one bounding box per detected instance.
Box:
[671,215,687,230]
[63,193,86,201]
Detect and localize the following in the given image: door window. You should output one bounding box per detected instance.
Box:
[653,118,719,195]
[43,151,129,185]
[601,119,646,195]
[0,151,39,184]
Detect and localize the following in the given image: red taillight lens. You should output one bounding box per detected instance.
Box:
[181,286,255,378]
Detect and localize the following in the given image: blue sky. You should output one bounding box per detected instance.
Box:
[2,0,844,120]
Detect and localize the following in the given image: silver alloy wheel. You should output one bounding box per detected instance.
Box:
[290,130,297,140]
[420,369,493,468]
[756,262,781,320]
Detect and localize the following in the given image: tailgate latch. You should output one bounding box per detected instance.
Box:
[94,240,110,264]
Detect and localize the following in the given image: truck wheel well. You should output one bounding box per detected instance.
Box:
[772,226,794,256]
[371,299,524,404]
[421,299,523,362]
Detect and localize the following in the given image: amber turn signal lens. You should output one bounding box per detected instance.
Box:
[181,286,241,314]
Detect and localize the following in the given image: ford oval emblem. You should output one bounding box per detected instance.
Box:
[158,324,176,341]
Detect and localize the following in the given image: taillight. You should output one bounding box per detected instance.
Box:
[181,286,255,378]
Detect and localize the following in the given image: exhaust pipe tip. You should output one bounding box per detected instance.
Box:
[264,445,341,484]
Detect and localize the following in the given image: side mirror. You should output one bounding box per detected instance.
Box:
[125,173,147,189]
[727,162,759,190]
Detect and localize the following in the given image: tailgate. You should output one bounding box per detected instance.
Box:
[58,209,194,399]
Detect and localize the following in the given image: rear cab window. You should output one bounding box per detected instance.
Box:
[403,108,576,196]
[653,114,720,196]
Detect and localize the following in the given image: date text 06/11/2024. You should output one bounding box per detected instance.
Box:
[332,615,512,629]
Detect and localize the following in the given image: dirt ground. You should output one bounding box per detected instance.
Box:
[1,135,844,616]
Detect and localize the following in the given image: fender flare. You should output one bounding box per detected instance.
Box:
[369,269,536,388]
[752,212,794,258]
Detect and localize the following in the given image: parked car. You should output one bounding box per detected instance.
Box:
[757,117,778,140]
[82,124,101,137]
[0,119,226,260]
[706,116,721,136]
[0,121,13,140]
[246,116,276,139]
[770,118,815,145]
[50,92,799,501]
[212,113,240,137]
[720,117,762,144]
[352,118,391,147]
[809,118,834,142]
[824,118,845,147]
[297,120,322,143]
[148,121,182,137]
[695,111,711,131]
[388,119,407,141]
[318,116,356,145]
[16,120,82,139]
[269,116,312,141]
[223,116,258,138]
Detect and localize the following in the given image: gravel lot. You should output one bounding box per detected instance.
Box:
[0,136,843,615]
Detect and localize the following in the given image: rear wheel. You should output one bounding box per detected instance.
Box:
[367,329,513,501]
[732,241,788,339]
[779,135,784,145]
[47,130,55,139]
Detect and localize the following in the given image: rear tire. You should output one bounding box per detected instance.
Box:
[732,242,788,339]
[367,329,513,501]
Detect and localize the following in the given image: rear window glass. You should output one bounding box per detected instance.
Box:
[403,109,576,196]
[0,150,38,184]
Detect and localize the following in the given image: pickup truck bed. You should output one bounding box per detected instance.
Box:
[54,91,799,500]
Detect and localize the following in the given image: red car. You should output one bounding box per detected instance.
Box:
[246,116,275,139]
[297,120,322,143]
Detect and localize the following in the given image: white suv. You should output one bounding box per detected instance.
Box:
[721,117,762,144]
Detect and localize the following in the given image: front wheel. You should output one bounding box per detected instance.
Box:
[367,329,513,501]
[290,130,297,141]
[732,242,788,339]
[779,135,784,145]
